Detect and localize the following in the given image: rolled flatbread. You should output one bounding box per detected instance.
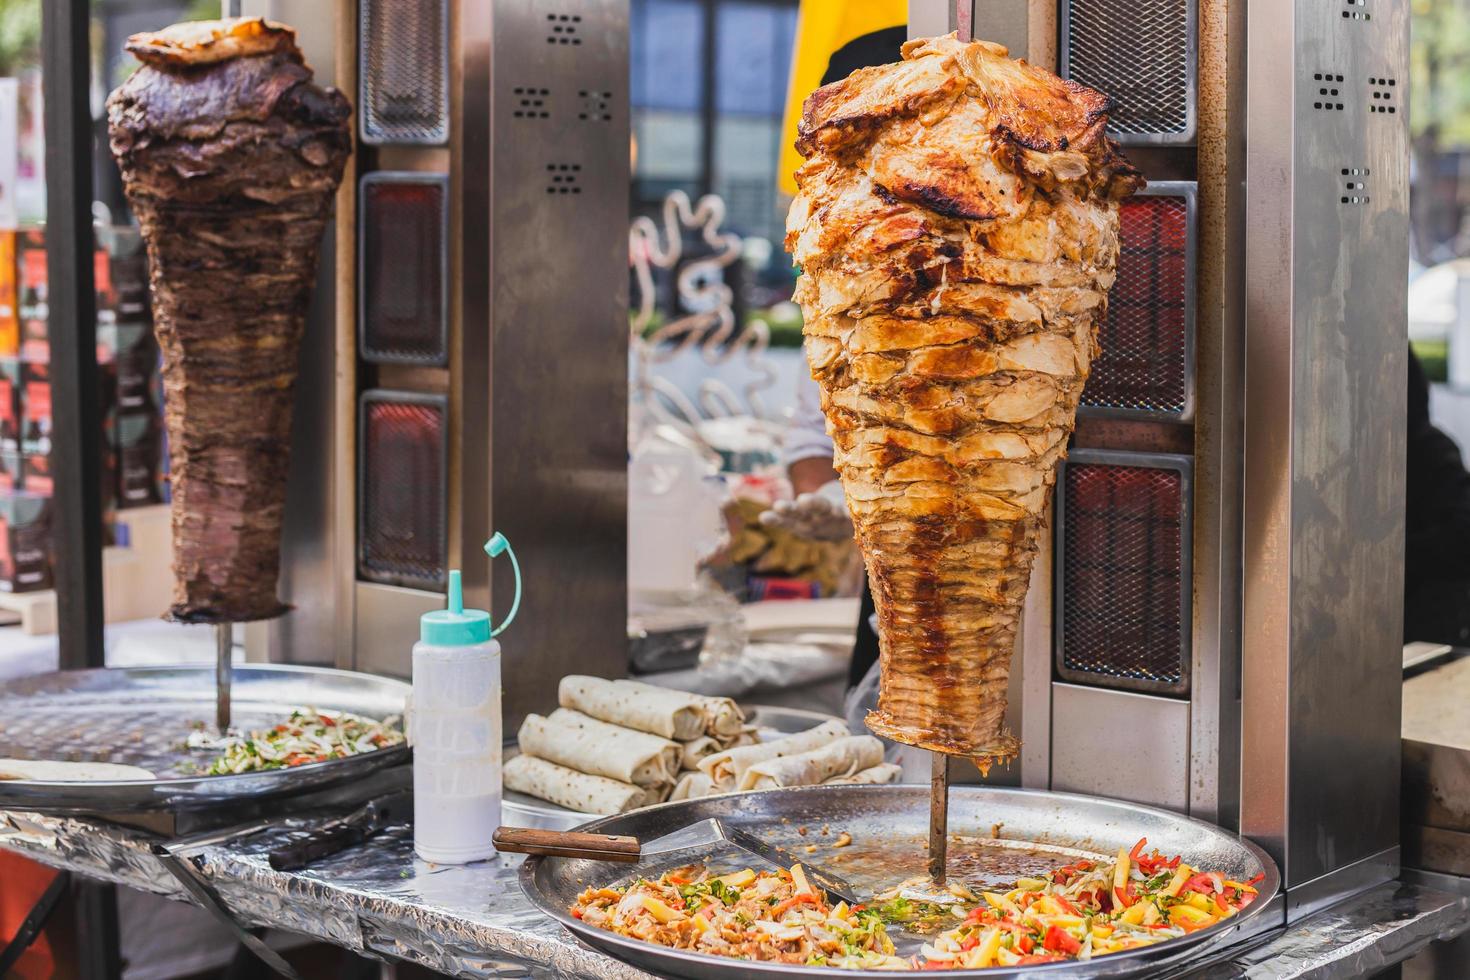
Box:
[825,763,903,786]
[739,736,885,791]
[503,755,656,814]
[518,709,678,787]
[558,675,705,740]
[679,736,720,771]
[699,719,848,790]
[671,771,714,800]
[0,759,156,781]
[696,695,744,737]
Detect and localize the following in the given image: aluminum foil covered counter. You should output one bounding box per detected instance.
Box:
[2,806,1469,979]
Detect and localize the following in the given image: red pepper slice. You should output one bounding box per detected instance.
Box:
[1043,925,1082,956]
[1016,933,1034,954]
[1181,873,1219,895]
[1053,893,1080,916]
[921,959,953,970]
[1129,838,1147,862]
[1017,954,1065,964]
[1246,873,1265,887]
[1113,885,1134,909]
[960,934,980,951]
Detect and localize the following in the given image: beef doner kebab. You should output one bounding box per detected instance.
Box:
[788,35,1141,767]
[108,18,350,623]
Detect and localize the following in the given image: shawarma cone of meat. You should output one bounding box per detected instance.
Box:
[786,35,1142,766]
[107,18,350,622]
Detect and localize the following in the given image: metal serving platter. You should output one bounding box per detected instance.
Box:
[503,704,842,831]
[522,784,1280,979]
[0,664,410,813]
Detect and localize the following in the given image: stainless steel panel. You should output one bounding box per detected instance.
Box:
[353,580,442,678]
[487,1,629,730]
[1080,182,1198,421]
[1241,0,1408,904]
[907,1,1028,56]
[1054,449,1193,697]
[1189,0,1246,835]
[359,0,450,145]
[1051,683,1191,812]
[1060,0,1197,145]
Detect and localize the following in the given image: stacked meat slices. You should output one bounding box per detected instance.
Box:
[107,19,350,622]
[787,35,1141,766]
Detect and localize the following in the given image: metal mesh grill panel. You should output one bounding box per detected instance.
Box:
[1061,463,1186,688]
[360,177,447,364]
[1065,0,1191,139]
[359,396,446,587]
[360,0,449,145]
[1083,195,1190,414]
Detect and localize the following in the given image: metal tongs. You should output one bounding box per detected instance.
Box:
[494,818,859,905]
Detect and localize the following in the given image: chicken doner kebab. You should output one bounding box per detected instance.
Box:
[108,19,350,622]
[787,35,1142,768]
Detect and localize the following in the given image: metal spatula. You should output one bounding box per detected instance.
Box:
[493,818,859,904]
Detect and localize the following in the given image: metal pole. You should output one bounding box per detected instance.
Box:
[216,624,232,731]
[928,751,949,882]
[43,0,104,671]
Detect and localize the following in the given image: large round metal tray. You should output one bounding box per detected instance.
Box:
[522,784,1280,979]
[0,664,410,813]
[502,703,843,831]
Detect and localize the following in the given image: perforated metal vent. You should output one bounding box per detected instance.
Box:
[1081,182,1196,419]
[359,0,449,146]
[358,391,448,589]
[359,172,448,365]
[1055,451,1192,697]
[1061,0,1196,145]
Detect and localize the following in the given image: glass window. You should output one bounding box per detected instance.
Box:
[715,2,798,116]
[631,0,705,112]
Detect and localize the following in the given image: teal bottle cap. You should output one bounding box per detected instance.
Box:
[420,570,492,646]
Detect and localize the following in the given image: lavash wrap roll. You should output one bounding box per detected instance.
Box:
[699,719,848,790]
[696,695,744,738]
[0,759,157,781]
[671,771,714,801]
[503,755,658,814]
[826,763,904,785]
[679,729,758,771]
[739,735,885,791]
[558,676,706,741]
[518,709,679,787]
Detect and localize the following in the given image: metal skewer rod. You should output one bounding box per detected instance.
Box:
[929,751,949,883]
[215,624,232,732]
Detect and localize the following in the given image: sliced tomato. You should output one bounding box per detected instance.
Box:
[960,934,980,951]
[1017,953,1065,964]
[1053,893,1080,915]
[1016,933,1035,954]
[1043,925,1082,955]
[1181,873,1220,895]
[921,959,954,970]
[570,907,583,919]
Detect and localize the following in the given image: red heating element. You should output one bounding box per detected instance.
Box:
[359,395,447,588]
[360,176,447,364]
[1082,194,1189,415]
[1060,462,1186,691]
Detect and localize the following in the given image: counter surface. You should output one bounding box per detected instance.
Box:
[2,806,1468,979]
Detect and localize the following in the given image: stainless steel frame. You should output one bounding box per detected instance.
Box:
[1079,181,1198,423]
[1059,0,1198,145]
[357,171,450,366]
[1241,0,1409,915]
[1053,448,1194,697]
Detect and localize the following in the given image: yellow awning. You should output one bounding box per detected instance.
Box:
[777,0,907,196]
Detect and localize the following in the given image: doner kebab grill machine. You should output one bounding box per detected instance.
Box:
[251,0,1405,928]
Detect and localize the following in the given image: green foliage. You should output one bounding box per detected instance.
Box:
[0,0,40,78]
[1411,0,1470,146]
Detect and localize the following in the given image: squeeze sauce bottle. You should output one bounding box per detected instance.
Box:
[412,532,521,863]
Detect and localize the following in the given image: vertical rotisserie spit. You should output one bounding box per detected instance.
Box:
[107,18,350,623]
[787,35,1141,767]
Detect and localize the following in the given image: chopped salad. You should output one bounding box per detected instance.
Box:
[570,838,1264,970]
[186,708,404,775]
